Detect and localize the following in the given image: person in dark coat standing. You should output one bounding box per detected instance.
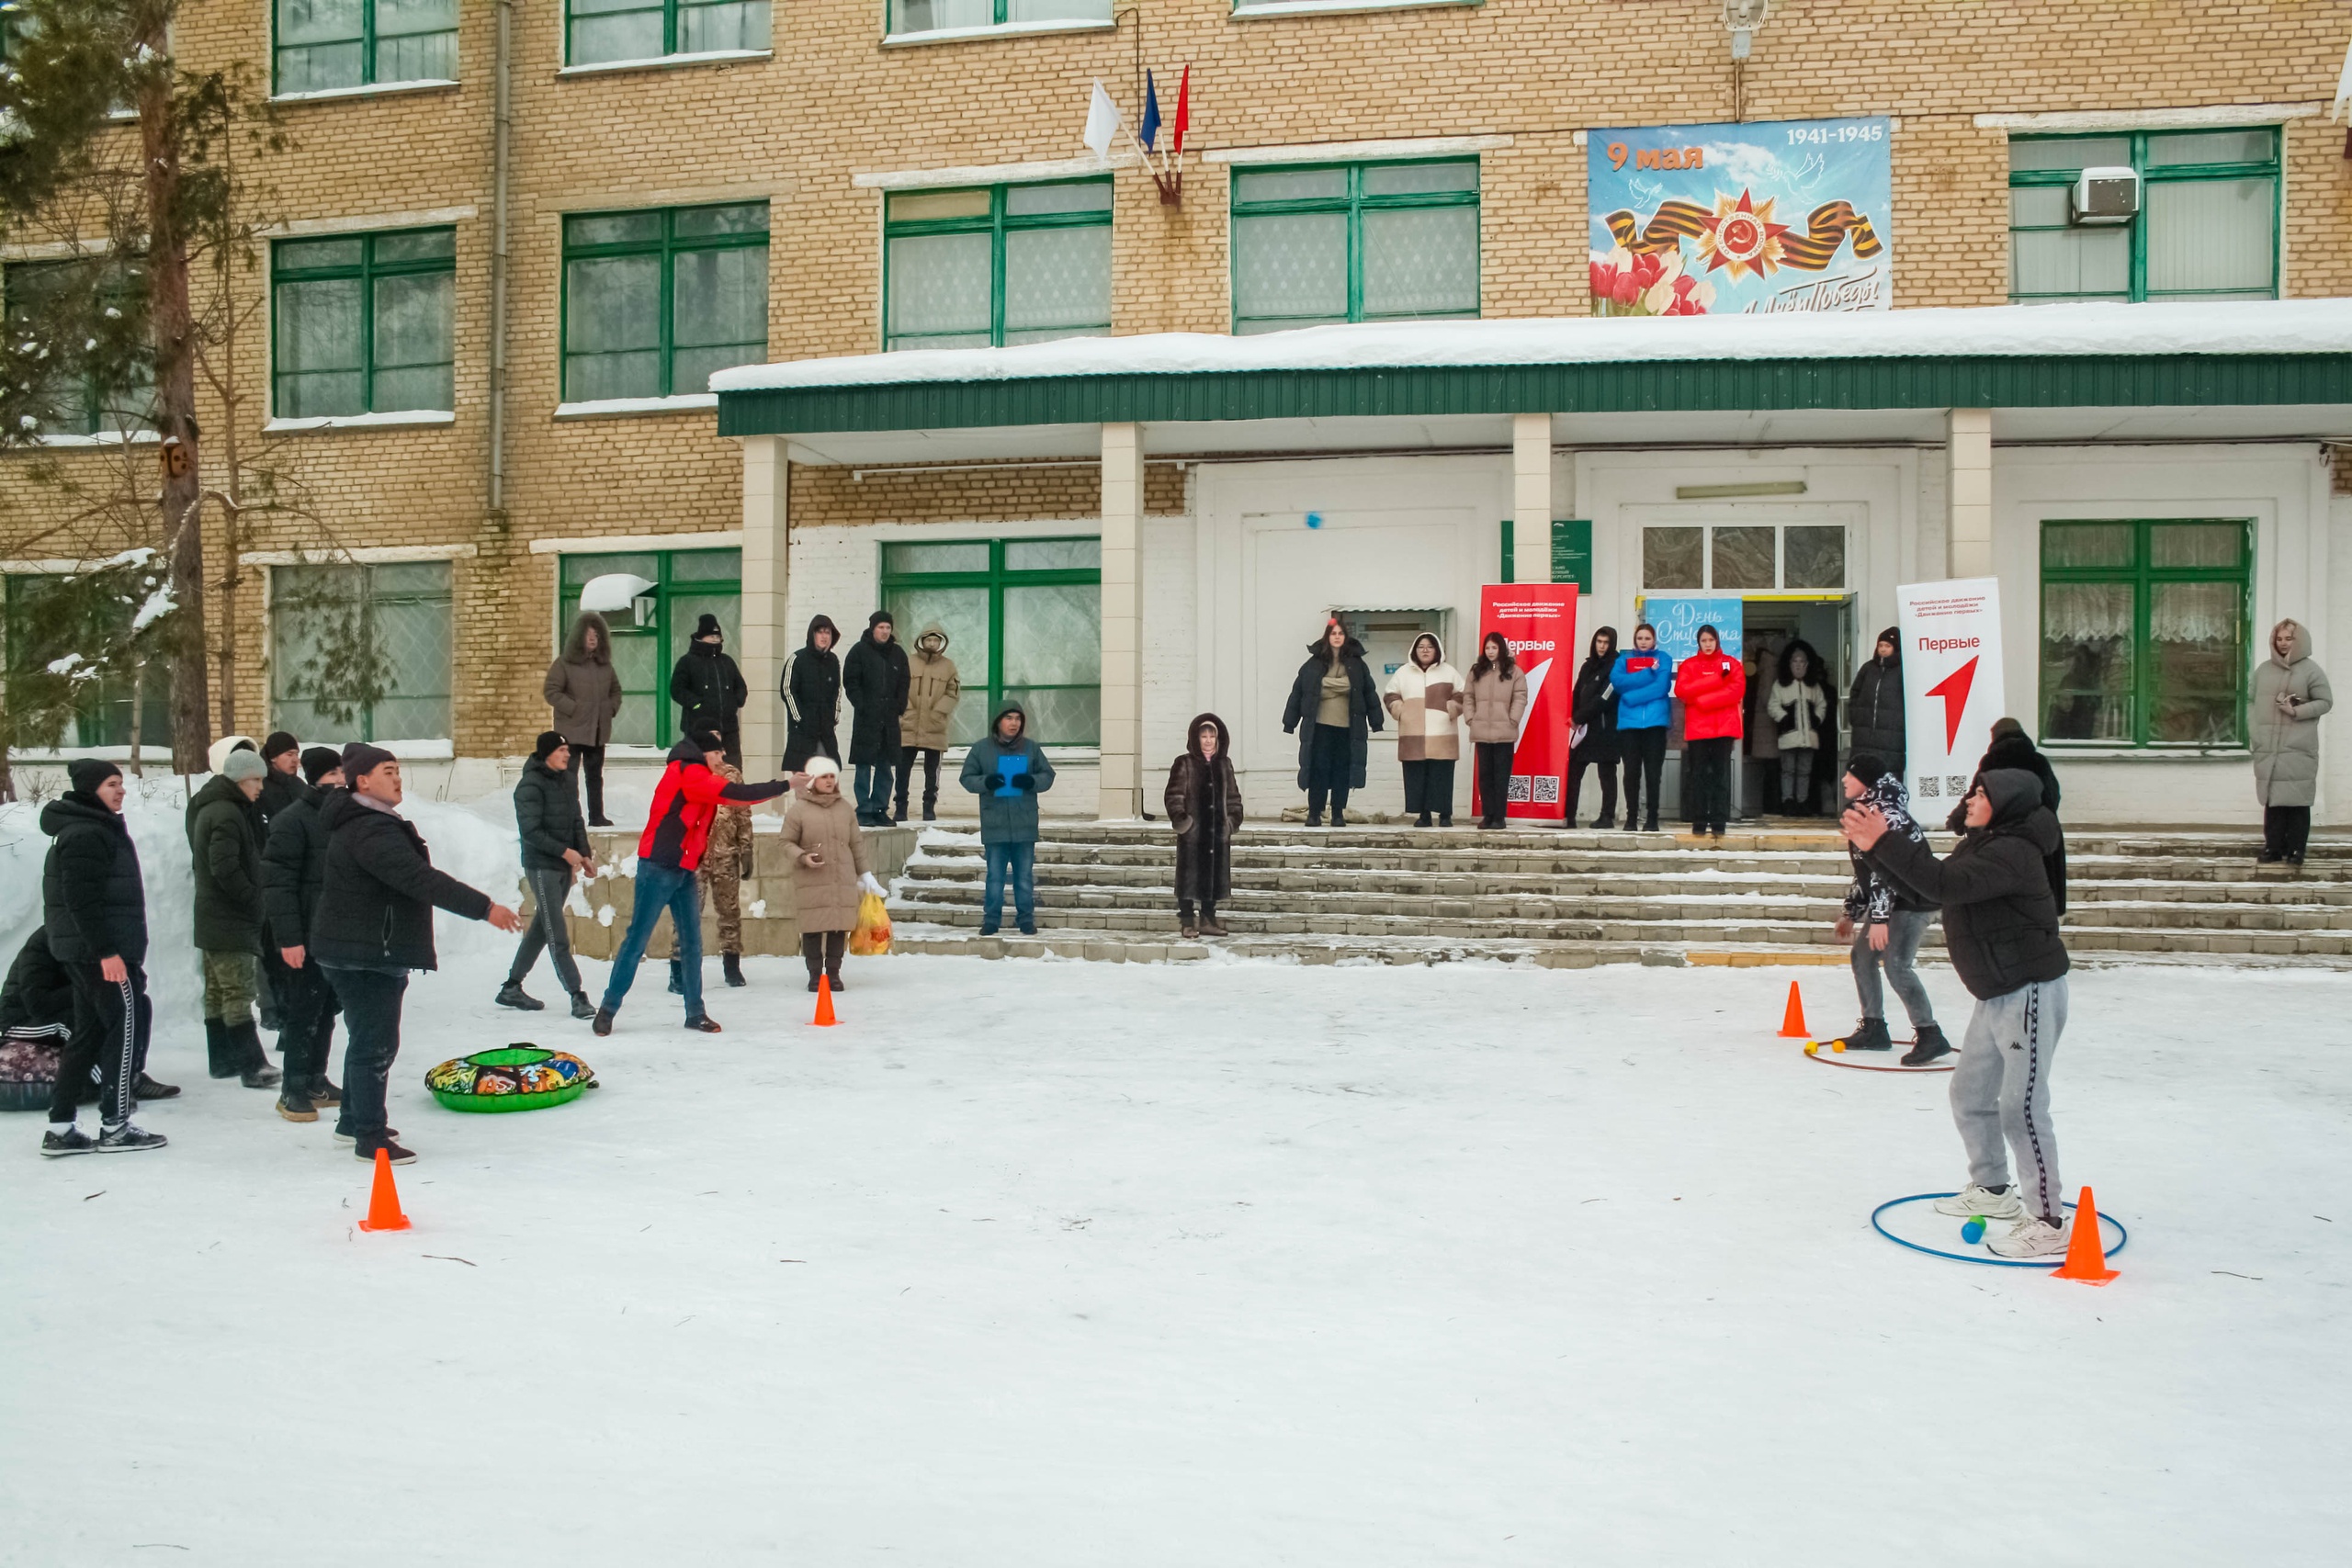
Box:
[1567,626,1622,829]
[958,701,1057,935]
[1847,769,2073,1259]
[38,760,166,1156]
[258,731,306,828]
[1166,713,1244,939]
[545,610,625,826]
[499,732,599,1021]
[187,748,281,1089]
[780,614,843,776]
[1947,717,2066,913]
[1848,627,1906,783]
[670,614,747,768]
[262,747,346,1122]
[311,745,521,1165]
[1282,619,1382,829]
[843,610,910,827]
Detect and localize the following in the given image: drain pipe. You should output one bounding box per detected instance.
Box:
[487,0,514,515]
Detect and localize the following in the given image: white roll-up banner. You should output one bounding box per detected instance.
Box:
[1894,577,2005,816]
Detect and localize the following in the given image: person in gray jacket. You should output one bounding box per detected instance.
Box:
[2251,617,2332,867]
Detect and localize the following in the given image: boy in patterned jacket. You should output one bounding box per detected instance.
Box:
[1826,754,1951,1065]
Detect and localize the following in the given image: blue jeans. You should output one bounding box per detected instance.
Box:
[322,965,407,1145]
[854,761,897,821]
[603,861,704,1018]
[983,840,1035,929]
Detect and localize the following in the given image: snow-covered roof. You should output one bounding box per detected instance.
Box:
[711,299,2352,395]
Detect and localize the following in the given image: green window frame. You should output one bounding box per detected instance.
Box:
[270,560,455,742]
[565,0,770,66]
[271,227,457,419]
[879,536,1102,747]
[2007,129,2278,304]
[2,258,154,438]
[0,4,21,67]
[560,202,769,402]
[3,574,175,750]
[1230,157,1481,334]
[273,0,458,96]
[2039,519,2252,750]
[883,180,1113,352]
[886,2,1112,33]
[558,549,742,750]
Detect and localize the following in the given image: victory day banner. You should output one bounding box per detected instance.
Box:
[1588,116,1893,316]
[1476,583,1579,822]
[1895,579,2006,814]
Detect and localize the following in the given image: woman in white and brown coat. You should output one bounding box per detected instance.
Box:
[779,757,886,992]
[2252,617,2333,867]
[1166,713,1244,938]
[544,611,625,826]
[1463,632,1529,830]
[1383,634,1463,828]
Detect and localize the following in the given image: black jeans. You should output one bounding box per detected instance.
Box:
[801,931,846,982]
[323,965,408,1144]
[2264,805,2312,860]
[575,744,607,822]
[277,957,343,1081]
[1619,728,1668,829]
[1400,758,1455,821]
[1306,723,1352,821]
[896,746,943,819]
[1567,744,1619,828]
[1474,740,1514,826]
[1685,737,1736,834]
[49,960,147,1127]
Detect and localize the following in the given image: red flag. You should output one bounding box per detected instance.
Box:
[1171,63,1190,157]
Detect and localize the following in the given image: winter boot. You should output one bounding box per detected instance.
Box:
[1198,917,1229,938]
[277,1078,318,1123]
[1831,1017,1893,1053]
[723,953,746,988]
[496,981,545,1011]
[204,1017,238,1079]
[1330,809,1348,829]
[825,971,846,994]
[40,1126,96,1157]
[232,1021,282,1089]
[1415,812,1432,828]
[592,1008,615,1037]
[667,960,684,995]
[96,1122,167,1154]
[570,992,596,1021]
[1900,1025,1954,1067]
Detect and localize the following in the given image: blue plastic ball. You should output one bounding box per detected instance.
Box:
[1305,511,1324,529]
[1961,1217,1987,1245]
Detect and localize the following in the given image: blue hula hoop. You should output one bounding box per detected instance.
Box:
[1871,1192,2129,1269]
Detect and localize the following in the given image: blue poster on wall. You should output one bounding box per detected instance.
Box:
[1588,116,1892,316]
[1640,597,1744,660]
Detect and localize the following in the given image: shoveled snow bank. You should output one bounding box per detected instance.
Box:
[710,298,2352,394]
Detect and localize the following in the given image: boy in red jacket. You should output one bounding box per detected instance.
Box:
[1672,624,1746,840]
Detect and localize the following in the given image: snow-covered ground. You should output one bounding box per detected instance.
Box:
[1,790,2346,1563]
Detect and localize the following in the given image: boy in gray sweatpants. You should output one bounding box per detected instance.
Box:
[1828,753,1949,1063]
[1842,768,2073,1258]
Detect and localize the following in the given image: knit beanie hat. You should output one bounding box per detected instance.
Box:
[262,730,300,761]
[534,730,567,761]
[300,746,344,785]
[67,757,122,796]
[1988,716,2027,743]
[803,755,841,780]
[1844,752,1889,786]
[694,613,723,640]
[341,741,397,784]
[221,749,267,784]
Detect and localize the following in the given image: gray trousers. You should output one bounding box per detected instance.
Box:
[1851,908,1938,1031]
[507,865,584,998]
[1951,976,2068,1222]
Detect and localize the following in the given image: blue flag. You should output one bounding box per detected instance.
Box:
[1138,70,1161,152]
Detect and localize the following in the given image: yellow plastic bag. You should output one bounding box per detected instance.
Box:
[849,891,893,956]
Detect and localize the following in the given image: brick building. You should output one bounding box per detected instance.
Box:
[4,0,2349,823]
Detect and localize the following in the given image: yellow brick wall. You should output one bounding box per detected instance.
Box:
[4,0,2347,756]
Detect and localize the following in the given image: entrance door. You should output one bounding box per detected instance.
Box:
[1736,592,1853,819]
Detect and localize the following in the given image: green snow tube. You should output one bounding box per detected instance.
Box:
[425,1044,597,1113]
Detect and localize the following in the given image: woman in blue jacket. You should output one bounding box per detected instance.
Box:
[1611,623,1675,832]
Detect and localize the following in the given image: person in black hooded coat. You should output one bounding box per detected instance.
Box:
[1946,717,2065,913]
[669,614,747,766]
[842,610,911,826]
[1166,713,1244,938]
[1281,620,1382,827]
[1567,626,1622,829]
[38,759,164,1153]
[781,614,843,774]
[1849,626,1906,778]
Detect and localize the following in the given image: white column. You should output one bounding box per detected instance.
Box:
[1513,412,1553,581]
[740,435,790,773]
[1099,422,1145,820]
[1947,409,1994,580]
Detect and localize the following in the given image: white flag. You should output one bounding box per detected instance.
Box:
[1082,79,1122,163]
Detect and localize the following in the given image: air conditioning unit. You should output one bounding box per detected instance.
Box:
[2070,166,2141,225]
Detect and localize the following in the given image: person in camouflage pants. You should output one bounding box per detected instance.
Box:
[700,744,752,987]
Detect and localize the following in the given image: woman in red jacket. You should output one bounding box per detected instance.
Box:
[1673,625,1747,840]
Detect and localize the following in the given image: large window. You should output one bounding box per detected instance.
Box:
[1,260,153,438]
[557,549,741,749]
[272,228,455,418]
[885,181,1112,352]
[2008,130,2278,304]
[566,0,768,65]
[1639,525,1848,592]
[271,561,454,741]
[2040,520,2250,750]
[1231,159,1479,334]
[880,536,1101,746]
[562,203,768,401]
[3,574,174,749]
[888,2,1112,32]
[274,0,458,94]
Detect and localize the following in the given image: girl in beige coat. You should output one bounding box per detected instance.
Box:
[780,758,885,991]
[1463,633,1530,829]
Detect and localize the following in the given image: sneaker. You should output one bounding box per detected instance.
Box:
[978,922,1001,937]
[496,982,545,1012]
[277,1085,318,1123]
[1934,1184,2024,1220]
[1986,1213,2069,1259]
[357,1137,416,1166]
[96,1122,167,1154]
[334,1126,398,1145]
[683,1014,723,1034]
[1900,1026,1954,1067]
[1831,1018,1893,1053]
[40,1126,95,1157]
[308,1075,342,1106]
[593,1008,615,1037]
[570,992,596,1021]
[134,1072,181,1100]
[1017,919,1037,936]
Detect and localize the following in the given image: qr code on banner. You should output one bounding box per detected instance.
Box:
[1949,775,1970,796]
[1917,776,1940,798]
[1506,774,1531,803]
[1530,774,1560,805]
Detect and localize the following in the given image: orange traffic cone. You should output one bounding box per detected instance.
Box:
[356,1146,411,1233]
[811,974,837,1028]
[1778,981,1808,1039]
[2052,1186,2119,1284]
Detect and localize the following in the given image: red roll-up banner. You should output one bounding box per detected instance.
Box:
[1475,583,1580,822]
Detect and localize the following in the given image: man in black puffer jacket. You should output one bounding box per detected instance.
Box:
[498,731,597,1021]
[262,747,347,1122]
[1846,768,2073,1260]
[1847,627,1905,779]
[842,610,910,827]
[311,744,520,1165]
[670,615,748,768]
[38,759,166,1156]
[1944,716,2065,912]
[187,747,280,1089]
